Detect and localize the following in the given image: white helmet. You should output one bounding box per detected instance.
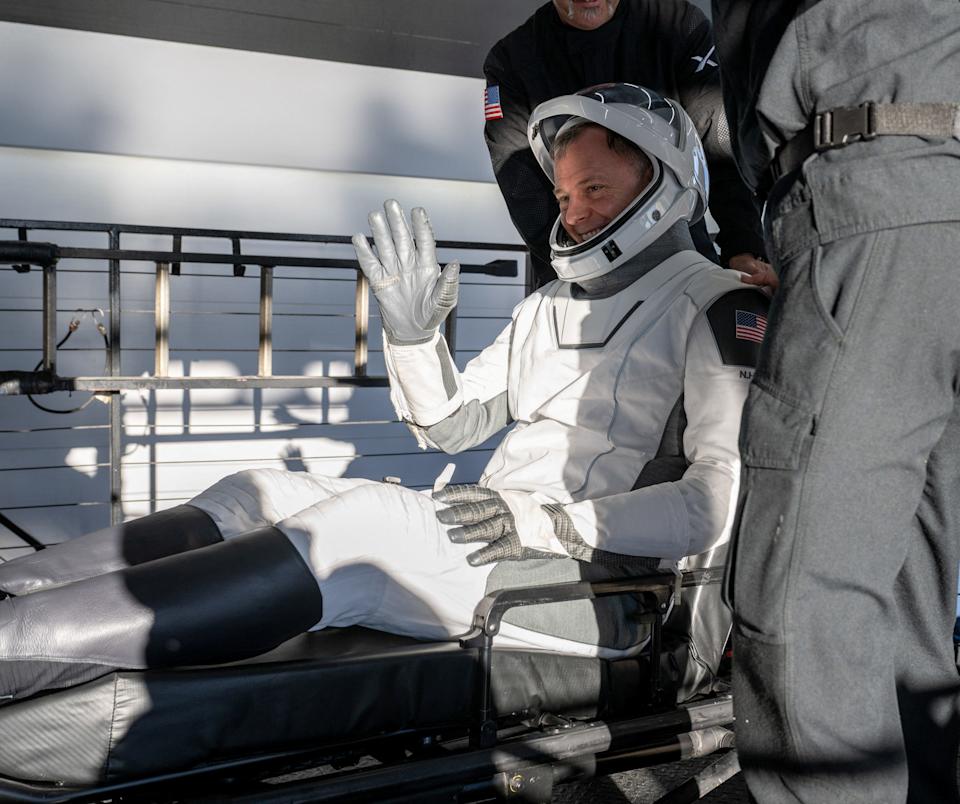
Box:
[528,83,709,284]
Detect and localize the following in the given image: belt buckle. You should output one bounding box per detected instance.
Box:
[814,101,877,151]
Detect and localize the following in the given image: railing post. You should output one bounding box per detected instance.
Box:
[258,265,274,376]
[154,261,170,376]
[354,270,369,377]
[108,228,123,525]
[41,264,56,373]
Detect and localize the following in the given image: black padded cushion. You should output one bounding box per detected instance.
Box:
[0,627,645,786]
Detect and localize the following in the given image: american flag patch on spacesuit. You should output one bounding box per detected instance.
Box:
[735,310,767,343]
[484,85,503,120]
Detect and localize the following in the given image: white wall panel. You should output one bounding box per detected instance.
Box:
[0,0,547,79]
[0,21,497,182]
[0,147,519,242]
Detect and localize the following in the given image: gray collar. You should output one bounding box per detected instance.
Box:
[571,222,700,300]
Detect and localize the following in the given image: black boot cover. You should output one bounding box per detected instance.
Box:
[0,504,223,597]
[0,526,323,705]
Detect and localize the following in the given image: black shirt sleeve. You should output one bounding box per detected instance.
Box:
[710,1,800,196]
[671,6,766,263]
[483,39,557,272]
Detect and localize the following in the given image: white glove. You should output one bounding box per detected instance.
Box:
[352,199,460,345]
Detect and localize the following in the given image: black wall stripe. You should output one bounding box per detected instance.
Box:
[0,1,545,78]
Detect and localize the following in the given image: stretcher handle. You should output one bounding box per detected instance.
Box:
[465,567,719,640]
[460,567,723,748]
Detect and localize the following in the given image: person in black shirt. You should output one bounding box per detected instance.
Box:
[484,0,768,288]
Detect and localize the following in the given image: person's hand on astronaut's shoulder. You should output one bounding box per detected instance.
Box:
[729,252,779,292]
[433,484,567,567]
[352,199,460,345]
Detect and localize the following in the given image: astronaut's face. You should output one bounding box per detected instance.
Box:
[553,125,651,245]
[552,0,619,31]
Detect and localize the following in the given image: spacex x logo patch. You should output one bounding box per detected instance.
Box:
[691,45,718,73]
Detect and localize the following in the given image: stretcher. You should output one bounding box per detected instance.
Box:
[0,226,738,802]
[0,558,735,803]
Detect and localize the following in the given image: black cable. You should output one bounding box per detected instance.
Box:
[27,310,110,415]
[0,510,46,552]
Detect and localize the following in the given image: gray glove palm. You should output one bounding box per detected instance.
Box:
[352,199,460,345]
[434,484,556,567]
[435,485,653,571]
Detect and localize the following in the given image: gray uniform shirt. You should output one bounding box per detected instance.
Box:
[711,0,960,208]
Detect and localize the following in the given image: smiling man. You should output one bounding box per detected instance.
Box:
[0,86,768,706]
[552,124,652,244]
[483,0,769,288]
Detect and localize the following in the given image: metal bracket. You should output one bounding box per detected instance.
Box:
[232,237,246,277]
[14,228,30,273]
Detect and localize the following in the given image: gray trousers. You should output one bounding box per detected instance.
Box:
[727,138,960,803]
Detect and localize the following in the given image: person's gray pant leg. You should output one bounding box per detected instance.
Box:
[728,182,960,803]
[894,404,960,803]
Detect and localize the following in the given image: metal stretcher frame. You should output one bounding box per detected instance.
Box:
[0,219,526,525]
[0,568,737,804]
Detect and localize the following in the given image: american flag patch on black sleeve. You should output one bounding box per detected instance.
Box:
[735,310,767,343]
[484,85,503,121]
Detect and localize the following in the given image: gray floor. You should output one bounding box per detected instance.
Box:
[554,753,750,803]
[268,748,752,803]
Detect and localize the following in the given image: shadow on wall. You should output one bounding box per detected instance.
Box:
[0,40,114,154]
[0,35,116,216]
[345,87,482,184]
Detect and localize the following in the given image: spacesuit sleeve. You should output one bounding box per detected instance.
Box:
[483,43,557,266]
[672,7,765,263]
[383,311,516,452]
[561,289,768,560]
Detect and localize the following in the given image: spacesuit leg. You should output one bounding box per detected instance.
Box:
[187,468,377,537]
[0,469,375,597]
[272,481,642,657]
[0,525,323,705]
[276,480,494,641]
[0,505,222,597]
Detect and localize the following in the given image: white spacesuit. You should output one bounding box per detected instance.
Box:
[0,85,768,705]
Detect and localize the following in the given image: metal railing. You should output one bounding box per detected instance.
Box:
[0,219,528,524]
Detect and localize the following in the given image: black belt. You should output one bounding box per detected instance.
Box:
[763,101,960,196]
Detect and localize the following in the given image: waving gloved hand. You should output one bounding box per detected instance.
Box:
[433,484,569,567]
[352,199,460,345]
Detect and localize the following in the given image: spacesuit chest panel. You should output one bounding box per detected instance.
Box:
[552,283,646,350]
[508,252,708,423]
[551,253,706,349]
[483,254,711,501]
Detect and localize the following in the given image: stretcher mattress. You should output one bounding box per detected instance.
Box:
[0,626,647,786]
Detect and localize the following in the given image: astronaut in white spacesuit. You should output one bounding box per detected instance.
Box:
[0,85,768,705]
